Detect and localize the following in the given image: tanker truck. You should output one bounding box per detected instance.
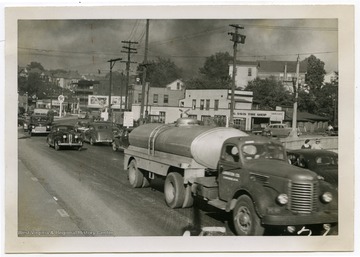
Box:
[123,118,338,235]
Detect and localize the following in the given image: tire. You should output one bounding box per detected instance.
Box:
[112,142,117,151]
[141,171,150,188]
[182,184,194,208]
[47,138,52,147]
[233,195,264,236]
[164,172,185,209]
[54,141,60,151]
[128,160,144,188]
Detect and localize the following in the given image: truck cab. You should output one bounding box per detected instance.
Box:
[193,136,338,235]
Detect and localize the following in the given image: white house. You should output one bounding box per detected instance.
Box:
[165,79,185,90]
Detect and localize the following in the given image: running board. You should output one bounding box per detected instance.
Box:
[208,199,227,210]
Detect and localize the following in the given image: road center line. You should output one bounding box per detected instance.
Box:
[57,209,70,218]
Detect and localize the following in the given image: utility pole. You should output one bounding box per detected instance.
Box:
[289,55,300,138]
[140,19,150,125]
[107,58,122,122]
[121,40,138,110]
[228,24,246,127]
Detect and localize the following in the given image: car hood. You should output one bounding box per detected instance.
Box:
[243,159,318,182]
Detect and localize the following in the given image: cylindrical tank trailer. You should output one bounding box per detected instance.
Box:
[128,119,248,169]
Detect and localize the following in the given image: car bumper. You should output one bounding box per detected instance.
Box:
[95,139,113,143]
[58,142,83,147]
[31,128,51,134]
[262,211,338,226]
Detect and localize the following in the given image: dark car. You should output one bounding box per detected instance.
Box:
[28,115,52,136]
[287,149,338,188]
[83,122,117,145]
[46,125,83,151]
[112,127,132,151]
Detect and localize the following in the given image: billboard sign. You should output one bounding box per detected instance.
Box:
[88,95,125,109]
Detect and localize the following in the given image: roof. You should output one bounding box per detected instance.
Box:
[257,60,307,73]
[233,61,258,66]
[284,110,329,122]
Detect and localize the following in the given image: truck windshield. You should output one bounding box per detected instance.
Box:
[242,143,285,161]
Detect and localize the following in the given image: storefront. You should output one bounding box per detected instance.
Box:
[233,110,285,131]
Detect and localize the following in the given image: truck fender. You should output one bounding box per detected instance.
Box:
[226,182,277,218]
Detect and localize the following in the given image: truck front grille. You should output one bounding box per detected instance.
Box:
[68,134,73,143]
[289,182,318,213]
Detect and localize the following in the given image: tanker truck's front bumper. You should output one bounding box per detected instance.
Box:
[262,211,338,226]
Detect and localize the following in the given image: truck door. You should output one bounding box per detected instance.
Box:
[218,144,241,201]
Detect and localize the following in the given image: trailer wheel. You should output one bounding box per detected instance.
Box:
[233,195,264,236]
[164,172,185,208]
[128,160,144,188]
[182,184,194,208]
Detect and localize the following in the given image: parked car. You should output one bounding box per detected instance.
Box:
[263,123,300,137]
[112,127,132,151]
[287,149,338,188]
[46,124,83,151]
[83,122,117,145]
[325,126,338,136]
[78,110,89,119]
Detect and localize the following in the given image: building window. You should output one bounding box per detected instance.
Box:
[192,99,196,110]
[205,99,210,110]
[138,93,142,103]
[200,99,204,110]
[188,114,197,120]
[177,82,180,90]
[164,94,169,104]
[214,100,219,111]
[153,94,158,104]
[248,68,252,76]
[234,118,246,131]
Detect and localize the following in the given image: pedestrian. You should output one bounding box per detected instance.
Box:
[312,138,323,149]
[301,139,312,149]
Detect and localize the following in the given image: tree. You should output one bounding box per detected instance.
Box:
[304,55,326,92]
[27,61,45,71]
[245,77,293,110]
[186,52,232,89]
[137,57,183,87]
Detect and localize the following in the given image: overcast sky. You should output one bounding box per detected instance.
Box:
[18,19,338,78]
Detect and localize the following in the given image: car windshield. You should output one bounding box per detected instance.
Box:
[57,126,73,132]
[95,124,110,130]
[242,143,285,161]
[31,116,48,122]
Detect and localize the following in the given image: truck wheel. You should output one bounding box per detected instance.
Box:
[233,195,264,236]
[54,141,60,151]
[128,160,144,188]
[112,142,117,151]
[182,184,194,208]
[164,172,185,208]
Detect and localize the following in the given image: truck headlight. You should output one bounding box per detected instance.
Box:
[321,192,333,203]
[32,125,35,129]
[75,135,78,139]
[63,135,67,138]
[46,126,50,129]
[276,194,289,205]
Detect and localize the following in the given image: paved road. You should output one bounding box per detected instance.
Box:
[18,121,235,237]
